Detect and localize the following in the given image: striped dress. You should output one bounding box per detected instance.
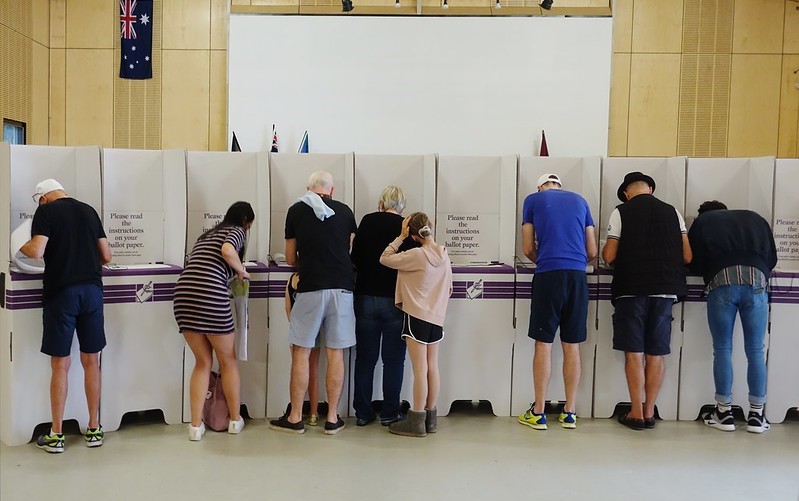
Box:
[173,225,247,335]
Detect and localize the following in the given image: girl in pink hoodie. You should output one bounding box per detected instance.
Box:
[380,212,452,437]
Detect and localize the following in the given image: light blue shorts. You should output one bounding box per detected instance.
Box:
[289,289,356,349]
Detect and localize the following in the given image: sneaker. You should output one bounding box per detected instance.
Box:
[307,414,319,427]
[36,432,65,453]
[559,411,577,429]
[188,422,206,441]
[518,403,547,430]
[746,412,770,434]
[324,416,346,435]
[228,416,245,434]
[380,415,401,426]
[85,427,104,447]
[269,414,305,434]
[356,415,375,427]
[702,407,735,432]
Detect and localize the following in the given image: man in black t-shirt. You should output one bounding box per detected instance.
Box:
[269,171,357,436]
[20,179,112,453]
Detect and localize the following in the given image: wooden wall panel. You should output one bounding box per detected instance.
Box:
[209,50,228,151]
[162,50,210,150]
[65,49,113,146]
[627,53,680,156]
[732,0,784,54]
[49,47,65,145]
[631,0,683,53]
[66,0,113,49]
[778,55,799,158]
[31,40,49,144]
[608,52,630,156]
[727,54,781,157]
[211,0,229,50]
[163,0,211,50]
[612,0,632,53]
[32,0,49,46]
[785,2,799,54]
[49,0,65,48]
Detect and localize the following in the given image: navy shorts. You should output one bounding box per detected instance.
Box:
[42,283,106,357]
[528,270,589,344]
[612,296,674,356]
[401,313,444,345]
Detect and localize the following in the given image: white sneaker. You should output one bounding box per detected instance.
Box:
[228,416,245,434]
[188,422,206,441]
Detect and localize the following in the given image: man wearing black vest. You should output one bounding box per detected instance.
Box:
[602,172,691,430]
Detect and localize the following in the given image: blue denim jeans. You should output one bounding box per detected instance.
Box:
[353,295,406,421]
[706,284,768,406]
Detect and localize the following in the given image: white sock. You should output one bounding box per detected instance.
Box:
[749,404,764,416]
[717,402,732,413]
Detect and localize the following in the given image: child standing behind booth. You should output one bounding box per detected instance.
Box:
[380,212,452,438]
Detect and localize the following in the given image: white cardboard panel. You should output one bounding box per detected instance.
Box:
[352,154,436,221]
[774,159,799,271]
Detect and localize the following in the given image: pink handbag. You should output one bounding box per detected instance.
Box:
[203,371,230,431]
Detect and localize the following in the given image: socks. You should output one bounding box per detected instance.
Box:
[749,403,764,416]
[716,402,732,413]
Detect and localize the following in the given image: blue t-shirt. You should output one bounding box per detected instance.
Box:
[521,189,594,273]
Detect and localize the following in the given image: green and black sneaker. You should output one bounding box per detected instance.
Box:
[36,432,65,453]
[85,427,104,447]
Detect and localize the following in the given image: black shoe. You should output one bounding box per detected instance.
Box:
[324,416,346,435]
[342,0,354,12]
[702,407,735,432]
[356,415,375,427]
[269,414,305,434]
[618,412,645,430]
[644,417,656,429]
[380,414,401,426]
[746,411,770,434]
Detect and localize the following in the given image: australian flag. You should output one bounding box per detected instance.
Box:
[120,0,153,79]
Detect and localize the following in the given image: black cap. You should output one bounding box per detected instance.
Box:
[617,171,656,202]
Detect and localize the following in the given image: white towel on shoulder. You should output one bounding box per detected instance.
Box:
[297,191,335,221]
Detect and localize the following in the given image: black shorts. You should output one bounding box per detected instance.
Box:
[528,270,589,344]
[612,296,674,356]
[401,313,444,345]
[42,283,106,357]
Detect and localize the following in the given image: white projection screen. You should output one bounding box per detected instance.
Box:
[229,15,612,156]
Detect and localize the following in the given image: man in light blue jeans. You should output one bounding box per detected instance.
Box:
[688,200,777,433]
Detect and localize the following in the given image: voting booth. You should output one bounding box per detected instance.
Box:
[435,156,516,415]
[678,157,775,420]
[511,157,601,417]
[1,144,103,445]
[266,153,355,418]
[181,151,270,420]
[767,158,799,423]
[595,157,686,420]
[99,148,187,431]
[347,154,436,416]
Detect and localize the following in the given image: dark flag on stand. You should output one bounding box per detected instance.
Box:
[539,130,549,157]
[119,0,153,79]
[298,131,309,153]
[270,125,279,153]
[231,132,241,152]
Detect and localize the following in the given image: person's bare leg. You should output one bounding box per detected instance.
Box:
[308,348,321,417]
[324,347,345,423]
[80,352,101,429]
[562,342,581,414]
[425,342,440,410]
[643,354,665,420]
[406,339,428,411]
[533,341,552,414]
[183,332,213,427]
[624,352,645,420]
[49,356,71,434]
[288,345,311,423]
[208,333,241,420]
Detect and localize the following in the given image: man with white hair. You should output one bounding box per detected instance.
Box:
[517,173,597,431]
[270,171,357,435]
[20,179,112,453]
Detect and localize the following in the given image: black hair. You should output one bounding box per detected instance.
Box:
[199,201,255,259]
[698,200,727,215]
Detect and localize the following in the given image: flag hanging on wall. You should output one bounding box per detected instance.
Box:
[539,130,549,157]
[119,0,153,79]
[231,132,241,152]
[298,131,309,153]
[271,125,279,153]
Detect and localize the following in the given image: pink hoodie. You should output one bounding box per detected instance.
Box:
[380,236,453,327]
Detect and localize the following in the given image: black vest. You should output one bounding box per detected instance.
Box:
[611,194,687,300]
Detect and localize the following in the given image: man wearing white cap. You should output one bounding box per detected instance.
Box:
[517,173,597,431]
[20,179,112,453]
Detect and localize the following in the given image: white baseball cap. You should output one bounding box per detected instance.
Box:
[32,178,64,204]
[537,173,562,188]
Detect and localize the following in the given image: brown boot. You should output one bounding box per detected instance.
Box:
[425,407,437,433]
[389,410,426,438]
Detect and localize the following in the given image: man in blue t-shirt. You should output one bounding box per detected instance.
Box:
[517,174,597,431]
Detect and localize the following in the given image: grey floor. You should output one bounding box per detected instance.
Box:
[1,408,798,501]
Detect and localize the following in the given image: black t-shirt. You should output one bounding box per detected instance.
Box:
[351,211,417,297]
[31,197,106,297]
[284,197,357,292]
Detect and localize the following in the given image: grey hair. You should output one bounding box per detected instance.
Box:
[378,185,406,214]
[307,171,334,192]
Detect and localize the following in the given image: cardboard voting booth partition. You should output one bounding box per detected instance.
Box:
[512,157,601,417]
[266,153,354,418]
[435,156,516,415]
[348,154,436,417]
[1,144,103,445]
[678,157,775,420]
[595,157,686,420]
[100,148,187,431]
[181,151,270,421]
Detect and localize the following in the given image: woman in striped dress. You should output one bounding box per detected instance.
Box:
[174,201,255,441]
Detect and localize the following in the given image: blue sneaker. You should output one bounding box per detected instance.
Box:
[559,411,577,429]
[518,403,547,430]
